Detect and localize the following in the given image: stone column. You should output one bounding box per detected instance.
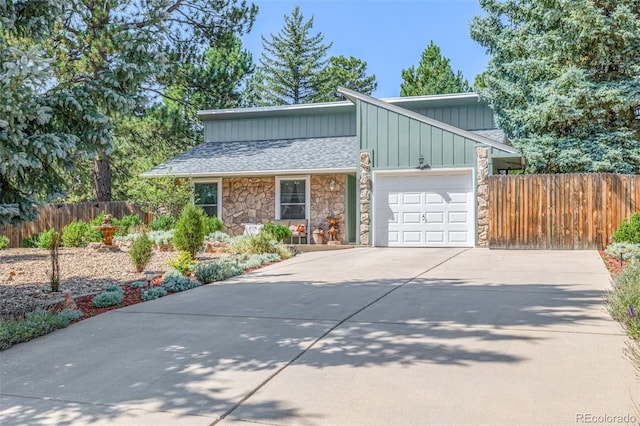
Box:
[476,147,489,247]
[359,152,372,246]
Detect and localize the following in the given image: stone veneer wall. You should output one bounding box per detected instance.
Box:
[359,152,371,246]
[310,174,346,244]
[222,177,275,237]
[476,147,489,247]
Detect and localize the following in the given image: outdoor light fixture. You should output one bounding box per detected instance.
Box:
[329,179,336,191]
[144,271,154,289]
[416,154,430,170]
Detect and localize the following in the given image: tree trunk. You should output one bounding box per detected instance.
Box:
[93,155,112,201]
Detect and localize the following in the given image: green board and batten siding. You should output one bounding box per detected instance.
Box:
[204,113,356,142]
[357,100,482,169]
[411,105,494,130]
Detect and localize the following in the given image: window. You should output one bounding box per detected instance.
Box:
[277,177,309,220]
[193,181,220,217]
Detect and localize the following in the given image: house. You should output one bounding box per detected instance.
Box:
[142,87,521,247]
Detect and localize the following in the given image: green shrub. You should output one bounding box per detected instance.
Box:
[230,233,277,255]
[613,212,640,244]
[38,229,59,249]
[262,222,292,242]
[130,281,145,289]
[93,288,124,308]
[142,286,167,301]
[114,214,143,236]
[62,221,89,247]
[21,234,40,248]
[147,230,174,246]
[162,274,201,292]
[605,242,640,261]
[166,251,196,275]
[274,243,293,260]
[129,233,154,272]
[83,226,103,244]
[194,258,243,284]
[173,203,205,258]
[205,231,232,244]
[0,235,8,249]
[0,308,82,351]
[203,216,224,234]
[150,215,175,231]
[105,285,125,294]
[608,263,640,340]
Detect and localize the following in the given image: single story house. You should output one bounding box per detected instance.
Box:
[142,87,521,247]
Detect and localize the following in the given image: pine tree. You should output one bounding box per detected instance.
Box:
[312,55,378,102]
[256,6,332,105]
[470,0,640,173]
[400,41,471,96]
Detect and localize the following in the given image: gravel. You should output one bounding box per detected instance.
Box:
[0,247,224,318]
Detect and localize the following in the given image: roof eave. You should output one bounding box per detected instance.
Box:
[141,167,356,179]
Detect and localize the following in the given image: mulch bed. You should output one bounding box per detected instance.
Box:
[599,250,628,278]
[73,277,165,320]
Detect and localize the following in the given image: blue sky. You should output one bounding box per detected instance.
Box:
[242,0,489,98]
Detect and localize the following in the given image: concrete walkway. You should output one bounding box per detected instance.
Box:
[1,248,638,425]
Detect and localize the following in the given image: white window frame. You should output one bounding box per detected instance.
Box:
[192,179,222,218]
[275,176,310,220]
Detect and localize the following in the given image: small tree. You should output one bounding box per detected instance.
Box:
[49,231,61,292]
[129,233,154,273]
[173,203,206,258]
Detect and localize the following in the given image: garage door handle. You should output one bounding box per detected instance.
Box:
[422,213,427,223]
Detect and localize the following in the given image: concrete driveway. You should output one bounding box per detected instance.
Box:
[1,248,638,425]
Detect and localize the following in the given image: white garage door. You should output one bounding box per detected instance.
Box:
[373,171,475,247]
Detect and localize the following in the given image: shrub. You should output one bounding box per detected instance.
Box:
[166,251,196,275]
[274,243,293,260]
[93,288,124,308]
[194,258,243,284]
[129,233,154,272]
[162,274,201,292]
[205,231,232,244]
[105,285,125,294]
[142,286,167,301]
[37,229,57,249]
[262,222,292,242]
[114,214,143,236]
[130,281,145,289]
[0,308,82,351]
[613,212,640,244]
[605,242,640,261]
[62,220,89,247]
[0,235,8,249]
[150,215,175,231]
[230,233,276,255]
[83,226,104,244]
[147,230,174,247]
[203,215,224,234]
[21,234,39,248]
[173,203,205,258]
[608,263,640,340]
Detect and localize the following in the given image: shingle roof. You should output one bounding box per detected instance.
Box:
[141,136,357,177]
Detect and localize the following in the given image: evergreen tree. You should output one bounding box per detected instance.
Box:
[312,55,378,102]
[36,1,256,201]
[256,6,332,105]
[0,1,81,224]
[470,0,640,173]
[400,41,471,96]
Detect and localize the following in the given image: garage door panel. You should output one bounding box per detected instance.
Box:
[402,193,422,204]
[449,231,469,243]
[426,231,445,243]
[426,212,444,224]
[374,171,474,247]
[402,212,422,224]
[426,193,445,204]
[448,211,468,224]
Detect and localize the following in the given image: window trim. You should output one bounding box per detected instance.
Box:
[275,176,310,220]
[192,179,222,218]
